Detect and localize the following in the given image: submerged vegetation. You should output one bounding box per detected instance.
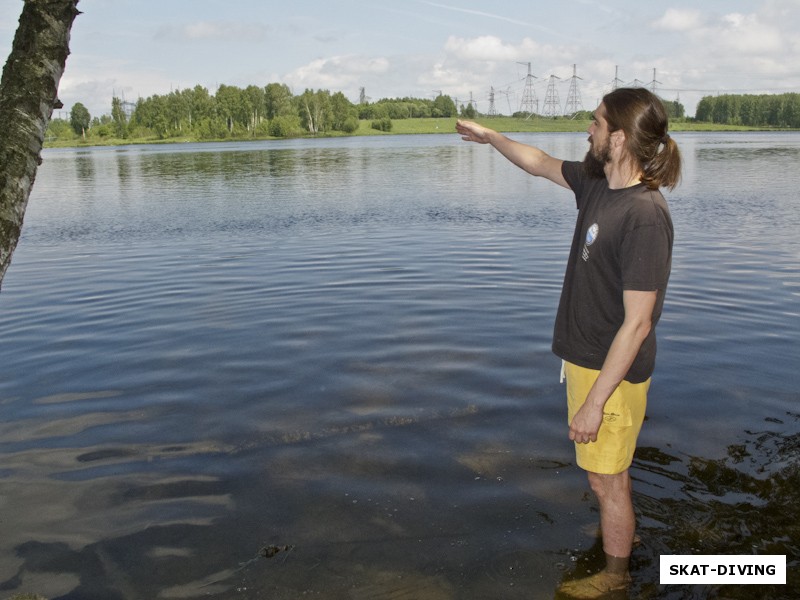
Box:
[632,420,800,599]
[45,84,795,148]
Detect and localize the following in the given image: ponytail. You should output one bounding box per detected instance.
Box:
[641,134,682,191]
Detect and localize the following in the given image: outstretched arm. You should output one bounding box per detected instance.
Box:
[456,120,569,189]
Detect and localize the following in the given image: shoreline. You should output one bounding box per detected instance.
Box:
[44,116,793,149]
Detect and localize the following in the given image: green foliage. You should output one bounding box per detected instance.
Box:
[269,114,302,138]
[696,93,800,127]
[340,116,360,134]
[371,117,392,132]
[110,96,128,138]
[432,94,457,118]
[56,85,781,147]
[661,98,685,120]
[359,96,453,120]
[45,117,74,141]
[297,88,332,134]
[69,102,90,136]
[460,103,477,119]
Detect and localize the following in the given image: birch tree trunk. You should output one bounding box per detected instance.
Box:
[0,0,80,288]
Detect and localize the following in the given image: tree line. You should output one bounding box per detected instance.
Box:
[48,83,463,142]
[695,93,800,128]
[48,86,798,144]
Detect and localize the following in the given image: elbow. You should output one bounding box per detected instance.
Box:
[624,315,652,345]
[634,318,652,344]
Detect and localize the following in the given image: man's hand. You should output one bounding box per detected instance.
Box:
[569,402,604,444]
[456,120,492,144]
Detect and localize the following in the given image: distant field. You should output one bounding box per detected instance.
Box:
[44,117,776,148]
[360,116,764,136]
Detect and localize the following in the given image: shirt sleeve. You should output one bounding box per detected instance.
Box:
[620,215,672,291]
[561,161,585,207]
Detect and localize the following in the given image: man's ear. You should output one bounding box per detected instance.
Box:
[611,129,626,149]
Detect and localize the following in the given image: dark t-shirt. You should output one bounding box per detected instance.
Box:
[552,161,674,383]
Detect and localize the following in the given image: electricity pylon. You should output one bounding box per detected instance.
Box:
[648,68,661,95]
[542,75,561,117]
[517,61,538,118]
[564,64,583,116]
[612,65,624,90]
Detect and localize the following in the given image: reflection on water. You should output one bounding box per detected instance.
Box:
[631,420,800,599]
[0,133,799,599]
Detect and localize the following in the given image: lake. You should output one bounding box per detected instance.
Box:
[0,131,798,600]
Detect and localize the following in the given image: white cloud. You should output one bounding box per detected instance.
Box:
[284,55,391,93]
[651,8,704,31]
[714,12,783,54]
[443,35,538,62]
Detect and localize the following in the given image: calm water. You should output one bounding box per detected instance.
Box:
[0,132,798,599]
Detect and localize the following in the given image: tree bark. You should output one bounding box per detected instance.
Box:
[0,0,80,288]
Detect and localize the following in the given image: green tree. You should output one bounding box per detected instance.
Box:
[188,85,215,126]
[460,103,477,119]
[269,114,302,138]
[264,82,294,119]
[329,91,358,132]
[661,98,684,120]
[69,101,90,137]
[215,84,243,134]
[695,96,712,122]
[432,94,456,118]
[45,117,74,141]
[243,84,266,133]
[111,96,128,138]
[695,93,800,127]
[298,89,333,134]
[371,117,392,132]
[130,94,170,138]
[165,89,191,133]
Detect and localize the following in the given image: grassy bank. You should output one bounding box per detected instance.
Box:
[44,116,782,148]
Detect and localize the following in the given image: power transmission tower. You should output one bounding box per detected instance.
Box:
[115,89,135,119]
[564,64,584,116]
[517,61,538,118]
[497,86,512,114]
[612,65,624,90]
[648,68,661,95]
[488,86,497,116]
[543,75,561,117]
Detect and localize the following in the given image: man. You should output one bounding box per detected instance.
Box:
[457,87,680,598]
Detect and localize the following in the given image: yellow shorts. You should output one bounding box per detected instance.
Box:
[564,361,649,475]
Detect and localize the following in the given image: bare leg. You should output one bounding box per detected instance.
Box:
[590,469,635,558]
[558,470,633,598]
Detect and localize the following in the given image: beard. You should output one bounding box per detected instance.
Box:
[583,136,611,179]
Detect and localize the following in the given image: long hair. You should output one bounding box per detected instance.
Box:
[602,87,682,191]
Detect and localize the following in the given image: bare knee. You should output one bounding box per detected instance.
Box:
[587,470,631,501]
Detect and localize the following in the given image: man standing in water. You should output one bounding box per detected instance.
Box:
[457,87,680,598]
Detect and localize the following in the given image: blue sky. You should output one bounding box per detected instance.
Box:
[2,0,798,119]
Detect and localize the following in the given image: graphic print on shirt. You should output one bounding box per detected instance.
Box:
[582,223,599,261]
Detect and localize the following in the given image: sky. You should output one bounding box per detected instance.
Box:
[1,0,799,120]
